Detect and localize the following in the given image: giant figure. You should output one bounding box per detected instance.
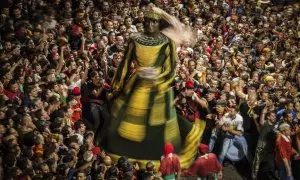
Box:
[106,5,205,168]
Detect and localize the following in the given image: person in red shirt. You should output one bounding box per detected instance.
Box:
[184,144,222,179]
[159,143,181,180]
[183,80,208,122]
[276,123,299,180]
[3,79,21,100]
[67,96,81,123]
[69,87,82,123]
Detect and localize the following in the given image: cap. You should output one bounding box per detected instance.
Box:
[91,147,101,155]
[198,144,209,154]
[72,87,81,96]
[186,80,194,89]
[72,25,83,33]
[164,143,174,156]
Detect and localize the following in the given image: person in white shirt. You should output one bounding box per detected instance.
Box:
[215,106,251,164]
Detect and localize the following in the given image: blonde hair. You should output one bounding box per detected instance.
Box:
[279,123,290,132]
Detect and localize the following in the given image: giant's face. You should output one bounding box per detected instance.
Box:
[144,18,160,34]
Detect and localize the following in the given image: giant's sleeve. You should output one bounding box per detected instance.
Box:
[110,40,135,95]
[156,40,177,90]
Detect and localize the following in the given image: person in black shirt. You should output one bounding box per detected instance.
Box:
[81,71,110,146]
[252,111,278,180]
[202,88,218,144]
[69,26,83,51]
[239,94,262,157]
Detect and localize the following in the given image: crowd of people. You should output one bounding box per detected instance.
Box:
[0,0,299,179]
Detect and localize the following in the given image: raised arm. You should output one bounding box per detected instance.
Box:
[81,61,90,84]
[56,46,65,73]
[260,106,268,126]
[80,33,86,53]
